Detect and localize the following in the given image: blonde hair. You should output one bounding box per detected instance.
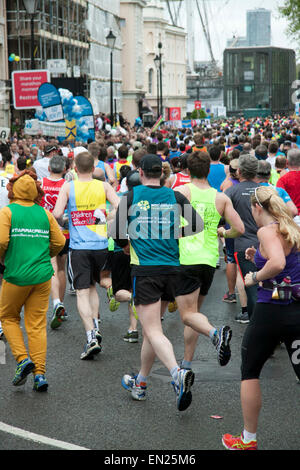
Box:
[251,186,300,250]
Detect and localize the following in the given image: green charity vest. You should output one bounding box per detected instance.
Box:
[4,203,54,286]
[179,184,221,268]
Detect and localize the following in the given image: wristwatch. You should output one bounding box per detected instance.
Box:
[252,272,258,284]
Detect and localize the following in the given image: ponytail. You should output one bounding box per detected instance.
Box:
[252,186,300,250]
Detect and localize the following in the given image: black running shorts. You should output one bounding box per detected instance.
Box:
[175,264,215,297]
[132,274,177,306]
[69,249,108,290]
[112,251,132,294]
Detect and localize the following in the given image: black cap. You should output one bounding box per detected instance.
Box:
[45,145,57,155]
[126,170,141,190]
[140,154,162,172]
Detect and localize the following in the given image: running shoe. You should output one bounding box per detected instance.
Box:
[62,310,68,321]
[172,369,195,412]
[50,302,65,329]
[123,330,139,343]
[68,287,76,296]
[222,432,258,451]
[80,340,101,360]
[109,297,120,312]
[223,292,237,303]
[107,286,113,301]
[168,301,177,313]
[95,329,102,345]
[121,374,146,401]
[215,326,232,367]
[12,358,35,386]
[235,311,249,324]
[33,374,48,392]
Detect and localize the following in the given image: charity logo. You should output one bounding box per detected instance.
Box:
[138,200,150,211]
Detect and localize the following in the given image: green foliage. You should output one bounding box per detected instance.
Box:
[279,0,300,47]
[190,109,207,119]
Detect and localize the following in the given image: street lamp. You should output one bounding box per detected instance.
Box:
[158,42,163,119]
[106,29,116,127]
[23,0,39,70]
[154,54,160,118]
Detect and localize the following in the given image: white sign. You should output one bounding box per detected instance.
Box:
[73,66,81,78]
[25,119,66,137]
[47,59,67,75]
[244,71,254,81]
[44,104,64,122]
[0,127,10,141]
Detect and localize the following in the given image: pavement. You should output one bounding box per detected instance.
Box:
[0,261,299,451]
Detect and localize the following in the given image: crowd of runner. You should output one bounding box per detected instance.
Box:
[0,114,300,450]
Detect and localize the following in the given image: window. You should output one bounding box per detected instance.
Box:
[148,68,154,94]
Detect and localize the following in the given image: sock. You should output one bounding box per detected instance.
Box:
[242,307,248,314]
[86,330,96,343]
[170,366,180,384]
[136,374,147,387]
[181,360,192,370]
[242,430,257,443]
[209,328,218,345]
[93,318,98,330]
[53,298,60,308]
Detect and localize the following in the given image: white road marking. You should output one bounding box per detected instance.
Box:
[0,421,89,450]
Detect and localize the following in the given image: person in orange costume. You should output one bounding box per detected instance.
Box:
[0,170,65,391]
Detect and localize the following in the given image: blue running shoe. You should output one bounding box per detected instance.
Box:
[172,369,194,411]
[13,358,35,386]
[33,374,48,392]
[215,326,232,367]
[121,374,146,401]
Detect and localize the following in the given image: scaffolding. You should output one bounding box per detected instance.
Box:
[6,0,89,96]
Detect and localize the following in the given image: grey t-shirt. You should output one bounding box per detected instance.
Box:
[225,180,259,252]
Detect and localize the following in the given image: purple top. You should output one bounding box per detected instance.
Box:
[229,177,239,186]
[255,247,300,304]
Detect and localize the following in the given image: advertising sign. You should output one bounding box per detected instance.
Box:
[12,70,50,109]
[169,107,181,121]
[38,82,64,122]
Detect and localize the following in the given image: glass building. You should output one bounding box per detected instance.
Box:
[224,46,296,117]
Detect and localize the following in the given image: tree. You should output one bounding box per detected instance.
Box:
[279,0,300,46]
[190,109,207,119]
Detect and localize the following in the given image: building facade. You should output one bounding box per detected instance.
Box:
[120,0,146,124]
[224,46,296,116]
[143,0,187,120]
[0,0,9,127]
[87,0,122,116]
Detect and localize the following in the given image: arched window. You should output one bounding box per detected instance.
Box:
[148,68,154,94]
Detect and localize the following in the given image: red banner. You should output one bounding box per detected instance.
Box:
[12,70,50,109]
[194,100,202,110]
[169,107,181,121]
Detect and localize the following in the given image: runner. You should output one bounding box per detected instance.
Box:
[222,186,300,450]
[53,151,119,360]
[40,154,69,328]
[114,154,204,411]
[0,171,65,391]
[175,151,245,370]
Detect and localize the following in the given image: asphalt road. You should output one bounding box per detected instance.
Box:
[0,260,299,451]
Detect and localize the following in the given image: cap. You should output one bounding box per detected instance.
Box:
[229,159,239,171]
[239,154,258,178]
[44,145,57,155]
[140,154,162,172]
[126,170,141,190]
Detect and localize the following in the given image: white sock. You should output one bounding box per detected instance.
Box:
[93,318,98,330]
[170,366,180,384]
[86,330,96,343]
[53,298,61,308]
[242,429,257,443]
